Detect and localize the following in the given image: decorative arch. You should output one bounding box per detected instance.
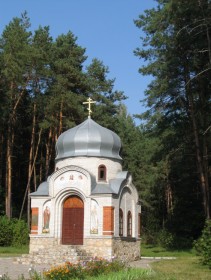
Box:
[48,165,91,197]
[62,195,84,245]
[119,208,123,236]
[127,211,132,237]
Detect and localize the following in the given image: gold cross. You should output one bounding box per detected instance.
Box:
[83,97,96,117]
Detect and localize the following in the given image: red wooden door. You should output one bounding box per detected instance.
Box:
[62,196,84,245]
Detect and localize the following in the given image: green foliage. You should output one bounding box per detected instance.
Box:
[157,230,175,249]
[0,13,127,218]
[0,216,13,246]
[0,274,10,280]
[0,245,28,256]
[11,218,29,247]
[86,268,151,280]
[0,216,28,247]
[157,230,193,250]
[194,219,211,268]
[134,0,211,242]
[141,243,195,258]
[44,258,125,280]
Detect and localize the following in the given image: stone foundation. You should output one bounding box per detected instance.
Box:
[29,236,59,253]
[83,237,113,259]
[29,235,141,262]
[113,237,141,261]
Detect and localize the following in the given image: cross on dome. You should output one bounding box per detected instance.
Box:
[83,97,96,118]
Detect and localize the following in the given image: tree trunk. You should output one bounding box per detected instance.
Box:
[33,165,37,191]
[45,128,52,180]
[5,123,14,219]
[19,128,42,221]
[184,63,210,219]
[0,134,4,194]
[26,103,36,226]
[59,100,63,135]
[39,149,43,184]
[5,81,28,218]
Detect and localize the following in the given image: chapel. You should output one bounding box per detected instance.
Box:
[29,99,141,263]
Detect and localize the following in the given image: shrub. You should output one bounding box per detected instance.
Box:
[194,219,211,268]
[44,258,125,280]
[157,229,193,250]
[171,236,193,250]
[0,216,13,246]
[0,216,29,247]
[157,229,174,249]
[11,218,29,247]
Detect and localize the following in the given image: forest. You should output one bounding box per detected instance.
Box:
[0,0,210,249]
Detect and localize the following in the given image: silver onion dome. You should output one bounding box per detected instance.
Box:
[55,118,122,161]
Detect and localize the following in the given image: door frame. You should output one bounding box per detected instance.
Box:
[62,195,84,245]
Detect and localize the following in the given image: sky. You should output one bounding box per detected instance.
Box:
[1,0,156,123]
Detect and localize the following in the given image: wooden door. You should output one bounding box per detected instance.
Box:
[62,196,84,245]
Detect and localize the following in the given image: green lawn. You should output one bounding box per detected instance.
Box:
[151,256,211,280]
[140,244,211,280]
[0,245,29,257]
[141,243,194,257]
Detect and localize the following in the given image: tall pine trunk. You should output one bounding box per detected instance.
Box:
[184,62,210,219]
[26,103,36,226]
[0,134,4,198]
[19,128,42,221]
[45,128,52,180]
[5,122,14,218]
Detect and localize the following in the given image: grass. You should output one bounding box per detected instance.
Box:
[140,244,211,280]
[151,256,211,280]
[141,243,194,257]
[0,245,29,257]
[86,268,152,280]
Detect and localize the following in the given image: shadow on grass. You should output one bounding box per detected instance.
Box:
[142,244,195,257]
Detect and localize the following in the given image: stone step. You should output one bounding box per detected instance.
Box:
[15,245,93,265]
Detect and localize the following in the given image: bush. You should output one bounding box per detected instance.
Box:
[157,229,193,250]
[0,216,29,247]
[194,219,211,268]
[0,216,13,246]
[11,218,29,247]
[157,229,174,249]
[44,258,125,280]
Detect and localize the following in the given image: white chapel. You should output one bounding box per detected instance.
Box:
[29,99,141,262]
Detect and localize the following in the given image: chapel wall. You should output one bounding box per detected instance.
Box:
[29,236,140,262]
[113,238,141,261]
[31,198,51,235]
[29,236,59,253]
[83,237,113,259]
[55,157,122,181]
[86,196,113,236]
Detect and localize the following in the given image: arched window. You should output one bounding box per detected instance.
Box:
[98,165,106,181]
[127,211,132,237]
[138,213,141,238]
[119,209,123,236]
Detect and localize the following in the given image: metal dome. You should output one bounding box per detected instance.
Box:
[55,117,122,161]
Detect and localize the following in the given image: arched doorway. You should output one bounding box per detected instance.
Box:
[62,195,84,245]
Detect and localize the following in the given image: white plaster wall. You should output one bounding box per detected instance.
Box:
[31,197,52,235]
[88,195,112,236]
[48,166,92,197]
[55,157,122,182]
[113,197,120,237]
[30,157,141,245]
[119,185,140,238]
